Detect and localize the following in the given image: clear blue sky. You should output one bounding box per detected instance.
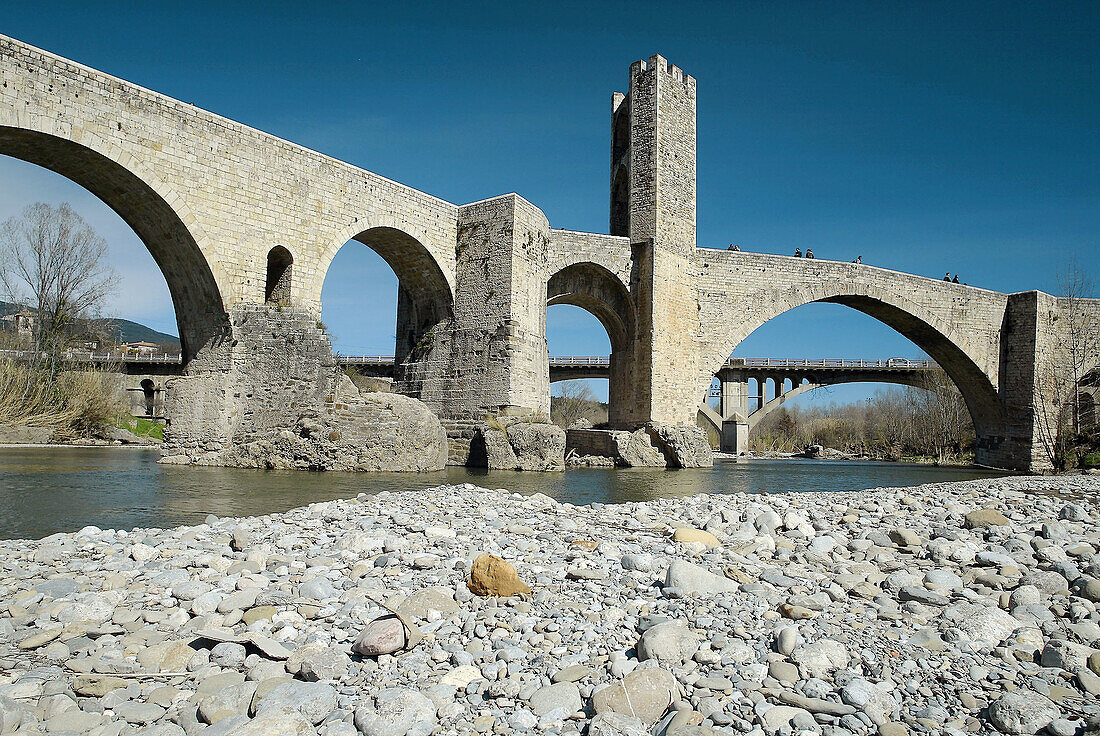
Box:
[0,2,1096,406]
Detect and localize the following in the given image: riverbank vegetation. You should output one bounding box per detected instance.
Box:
[550,381,608,428]
[0,358,127,438]
[750,368,976,463]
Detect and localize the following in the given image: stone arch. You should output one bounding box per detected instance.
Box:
[702,283,1005,440]
[140,378,156,417]
[547,262,634,354]
[547,262,636,425]
[265,246,293,304]
[0,126,227,364]
[319,225,454,365]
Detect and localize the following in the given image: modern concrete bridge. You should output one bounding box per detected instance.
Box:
[696,358,936,453]
[2,35,1096,470]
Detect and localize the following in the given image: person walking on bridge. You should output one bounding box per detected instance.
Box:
[794,248,802,257]
[952,274,959,283]
[805,249,814,259]
[944,273,951,281]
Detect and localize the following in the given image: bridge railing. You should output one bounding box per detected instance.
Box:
[0,348,183,363]
[548,356,611,366]
[0,349,933,371]
[724,357,934,369]
[335,355,616,367]
[334,355,396,365]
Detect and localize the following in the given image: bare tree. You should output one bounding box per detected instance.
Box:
[1034,259,1100,470]
[904,367,970,463]
[0,203,117,366]
[550,380,607,428]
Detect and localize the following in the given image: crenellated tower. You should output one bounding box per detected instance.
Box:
[610,55,697,252]
[611,55,702,425]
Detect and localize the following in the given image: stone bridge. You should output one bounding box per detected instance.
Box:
[3,35,1096,471]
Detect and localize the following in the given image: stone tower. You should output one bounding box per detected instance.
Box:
[610,55,697,250]
[611,55,702,424]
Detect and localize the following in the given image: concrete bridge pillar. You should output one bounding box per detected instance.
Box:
[720,417,750,454]
[717,368,748,419]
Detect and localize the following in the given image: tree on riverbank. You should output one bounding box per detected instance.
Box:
[1035,260,1100,470]
[0,203,117,368]
[751,368,975,461]
[550,381,608,428]
[0,204,126,438]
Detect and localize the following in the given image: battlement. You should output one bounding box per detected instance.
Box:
[629,54,696,90]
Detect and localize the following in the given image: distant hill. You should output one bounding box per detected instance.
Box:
[97,318,180,350]
[0,301,180,350]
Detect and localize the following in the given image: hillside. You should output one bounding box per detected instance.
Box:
[0,301,180,350]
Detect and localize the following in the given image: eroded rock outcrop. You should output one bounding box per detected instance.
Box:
[645,422,713,468]
[470,418,566,471]
[567,423,713,468]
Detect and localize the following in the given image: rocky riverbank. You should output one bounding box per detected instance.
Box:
[1,476,1099,736]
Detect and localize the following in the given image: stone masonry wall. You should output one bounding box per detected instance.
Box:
[0,35,459,337]
[162,306,447,471]
[694,249,1012,438]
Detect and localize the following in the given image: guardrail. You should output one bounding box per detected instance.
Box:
[333,355,396,365]
[338,355,618,366]
[0,348,183,363]
[724,357,933,369]
[0,349,933,370]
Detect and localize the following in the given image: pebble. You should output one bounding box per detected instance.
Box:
[0,476,1092,735]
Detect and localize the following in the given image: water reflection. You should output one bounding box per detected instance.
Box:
[0,447,1010,539]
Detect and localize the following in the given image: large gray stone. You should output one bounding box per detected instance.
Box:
[987,690,1059,734]
[637,621,700,665]
[353,687,437,736]
[613,428,667,467]
[664,560,739,596]
[791,639,850,679]
[528,682,581,717]
[472,420,566,471]
[218,362,448,473]
[507,421,566,471]
[252,681,336,725]
[591,667,679,724]
[587,711,650,736]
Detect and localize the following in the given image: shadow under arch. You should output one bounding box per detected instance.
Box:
[704,290,1006,442]
[547,262,636,425]
[336,226,455,365]
[0,127,227,364]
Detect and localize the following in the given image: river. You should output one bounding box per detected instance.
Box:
[0,446,1014,539]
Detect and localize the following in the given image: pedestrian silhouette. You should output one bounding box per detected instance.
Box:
[805,249,814,259]
[952,275,959,283]
[944,273,951,281]
[794,248,802,257]
[728,244,740,251]
[853,255,862,264]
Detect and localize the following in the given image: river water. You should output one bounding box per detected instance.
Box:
[0,446,1013,539]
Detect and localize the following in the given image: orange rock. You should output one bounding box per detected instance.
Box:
[570,540,599,551]
[468,553,532,597]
